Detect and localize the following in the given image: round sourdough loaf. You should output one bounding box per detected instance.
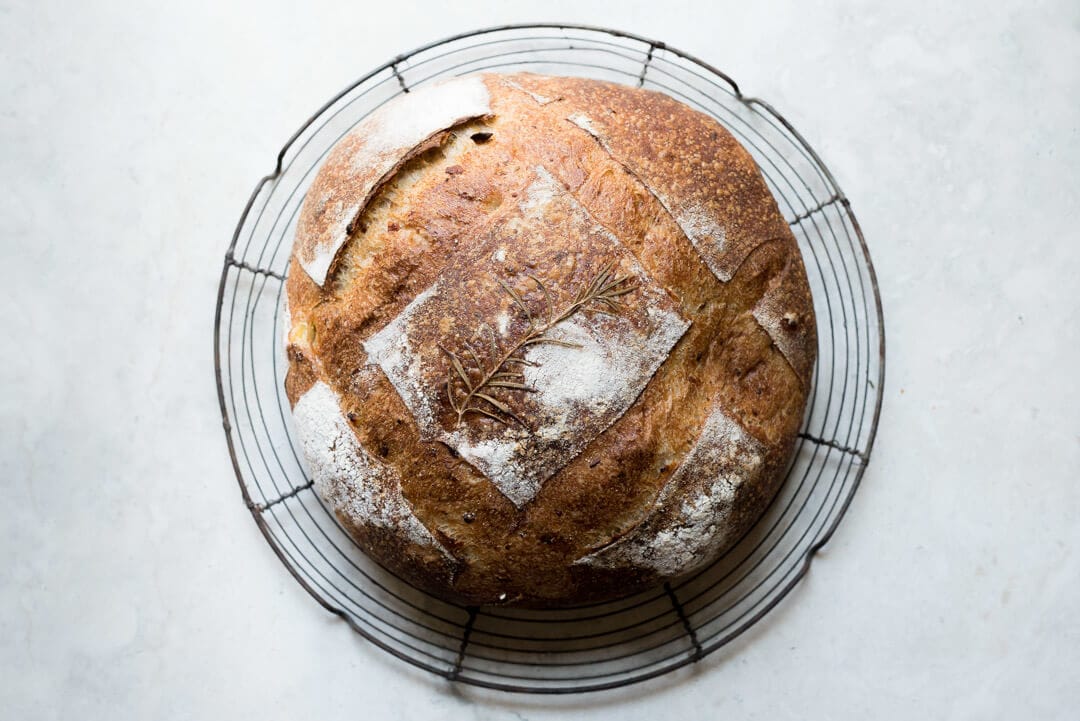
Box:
[283,72,816,607]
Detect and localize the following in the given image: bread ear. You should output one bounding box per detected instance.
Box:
[295,76,492,286]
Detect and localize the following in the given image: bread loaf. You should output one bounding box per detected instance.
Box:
[283,73,816,607]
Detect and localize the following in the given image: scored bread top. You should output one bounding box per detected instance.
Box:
[284,73,816,606]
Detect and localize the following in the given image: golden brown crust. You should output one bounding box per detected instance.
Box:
[284,73,816,607]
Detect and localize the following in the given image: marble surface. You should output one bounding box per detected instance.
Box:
[3,1,1078,718]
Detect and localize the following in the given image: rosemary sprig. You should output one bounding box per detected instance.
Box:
[443,261,637,429]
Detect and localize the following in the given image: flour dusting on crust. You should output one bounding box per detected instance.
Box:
[291,381,452,560]
[503,78,557,106]
[576,405,764,576]
[363,166,690,508]
[752,254,816,386]
[361,284,438,431]
[675,202,733,282]
[280,293,292,350]
[567,112,598,135]
[296,76,491,286]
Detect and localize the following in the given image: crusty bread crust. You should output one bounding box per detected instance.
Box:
[284,73,816,607]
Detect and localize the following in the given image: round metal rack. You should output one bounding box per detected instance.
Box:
[213,23,885,694]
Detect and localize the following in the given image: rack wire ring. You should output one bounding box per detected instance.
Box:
[213,23,885,694]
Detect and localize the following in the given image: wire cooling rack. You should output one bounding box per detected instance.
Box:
[213,24,885,694]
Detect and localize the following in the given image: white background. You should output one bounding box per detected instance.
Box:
[3,1,1078,719]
